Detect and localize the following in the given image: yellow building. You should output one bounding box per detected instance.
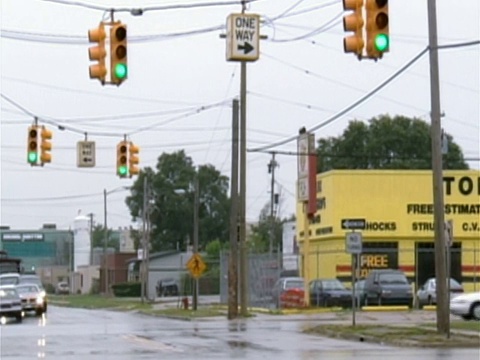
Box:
[296,170,480,292]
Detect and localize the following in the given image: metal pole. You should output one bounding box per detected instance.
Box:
[228,99,239,319]
[351,253,356,327]
[193,176,199,311]
[303,202,310,306]
[427,0,448,335]
[89,213,94,266]
[103,189,108,295]
[239,0,248,317]
[269,153,276,255]
[239,61,248,316]
[141,177,148,303]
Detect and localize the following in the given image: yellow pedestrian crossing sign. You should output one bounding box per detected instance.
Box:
[186,253,206,279]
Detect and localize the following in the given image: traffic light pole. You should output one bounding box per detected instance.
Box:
[427,0,449,336]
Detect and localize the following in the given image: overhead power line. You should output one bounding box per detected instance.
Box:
[38,0,261,13]
[248,39,480,153]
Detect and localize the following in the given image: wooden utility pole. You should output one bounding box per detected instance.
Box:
[427,0,449,335]
[228,99,239,319]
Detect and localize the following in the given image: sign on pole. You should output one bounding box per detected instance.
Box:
[346,232,363,254]
[77,141,96,167]
[186,253,207,279]
[341,218,366,230]
[226,13,260,62]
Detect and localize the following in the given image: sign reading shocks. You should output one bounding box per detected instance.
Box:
[226,13,260,61]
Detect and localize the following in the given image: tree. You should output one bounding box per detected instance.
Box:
[249,202,287,253]
[125,150,230,253]
[91,224,119,251]
[316,114,469,172]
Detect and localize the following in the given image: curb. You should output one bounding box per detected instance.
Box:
[361,305,410,312]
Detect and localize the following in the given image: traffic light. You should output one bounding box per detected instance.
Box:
[366,0,389,59]
[27,125,39,165]
[116,141,128,178]
[40,126,52,165]
[128,142,140,177]
[88,22,107,83]
[110,22,128,85]
[343,0,364,57]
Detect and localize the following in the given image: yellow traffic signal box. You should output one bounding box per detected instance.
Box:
[117,141,128,178]
[343,0,365,57]
[110,22,128,85]
[128,142,140,177]
[366,0,389,59]
[27,125,39,165]
[88,22,107,83]
[40,126,52,165]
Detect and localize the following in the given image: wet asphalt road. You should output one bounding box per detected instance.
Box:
[0,307,479,360]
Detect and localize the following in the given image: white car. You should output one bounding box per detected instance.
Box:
[449,291,480,320]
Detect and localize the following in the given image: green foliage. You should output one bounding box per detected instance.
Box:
[125,150,230,253]
[111,282,141,297]
[249,202,286,253]
[91,224,119,251]
[317,115,469,172]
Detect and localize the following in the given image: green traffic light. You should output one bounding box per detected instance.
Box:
[115,63,127,79]
[28,152,38,163]
[375,34,389,52]
[118,165,128,176]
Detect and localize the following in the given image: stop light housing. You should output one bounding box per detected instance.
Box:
[128,142,140,177]
[88,22,107,83]
[27,125,39,165]
[343,0,364,57]
[366,0,389,59]
[117,141,128,178]
[40,126,53,164]
[110,22,128,85]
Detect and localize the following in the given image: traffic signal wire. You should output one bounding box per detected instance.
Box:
[247,40,479,153]
[38,0,262,13]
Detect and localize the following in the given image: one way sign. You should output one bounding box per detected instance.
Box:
[226,13,260,62]
[341,218,366,230]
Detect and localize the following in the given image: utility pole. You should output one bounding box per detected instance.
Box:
[103,189,108,295]
[268,153,278,255]
[141,177,148,304]
[193,175,200,311]
[228,99,239,319]
[427,0,449,335]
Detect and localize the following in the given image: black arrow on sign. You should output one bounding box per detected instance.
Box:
[238,42,254,54]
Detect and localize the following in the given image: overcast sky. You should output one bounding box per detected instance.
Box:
[1,0,479,232]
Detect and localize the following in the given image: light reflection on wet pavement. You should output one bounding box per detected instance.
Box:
[0,307,478,359]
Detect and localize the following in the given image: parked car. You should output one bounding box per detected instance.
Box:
[15,284,46,316]
[363,269,413,307]
[0,286,23,322]
[55,282,70,295]
[271,277,304,308]
[354,279,366,307]
[309,279,352,308]
[416,278,464,307]
[449,291,480,321]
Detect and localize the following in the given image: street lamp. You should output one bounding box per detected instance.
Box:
[174,177,199,311]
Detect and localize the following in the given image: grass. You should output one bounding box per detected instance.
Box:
[304,324,480,348]
[49,294,152,311]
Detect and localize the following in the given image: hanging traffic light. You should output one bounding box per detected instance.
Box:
[40,126,53,165]
[27,125,39,165]
[88,22,107,83]
[128,142,140,177]
[116,141,128,178]
[110,22,128,85]
[343,0,364,57]
[366,0,389,59]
